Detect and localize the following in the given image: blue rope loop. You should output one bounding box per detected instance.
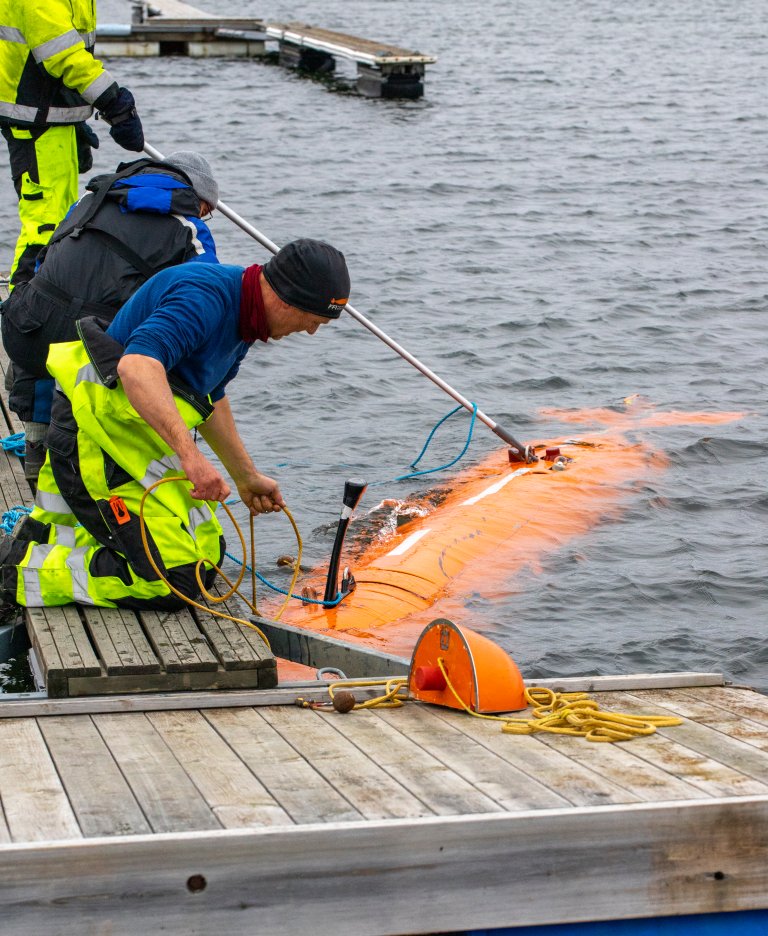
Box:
[371,402,478,486]
[0,505,32,535]
[1,432,25,458]
[223,551,345,607]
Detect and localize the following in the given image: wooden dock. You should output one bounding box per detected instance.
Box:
[96,0,437,98]
[0,679,766,933]
[265,22,436,99]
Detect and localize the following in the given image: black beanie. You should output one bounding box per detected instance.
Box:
[262,239,350,318]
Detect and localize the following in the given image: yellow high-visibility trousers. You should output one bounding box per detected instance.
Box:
[5,124,78,288]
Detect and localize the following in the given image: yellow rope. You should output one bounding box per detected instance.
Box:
[433,661,682,742]
[501,687,683,742]
[328,677,409,710]
[138,476,305,646]
[313,662,680,743]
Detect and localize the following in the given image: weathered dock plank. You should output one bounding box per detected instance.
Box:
[197,593,274,672]
[37,715,152,837]
[92,712,221,833]
[663,683,768,730]
[147,709,292,828]
[0,718,81,842]
[259,705,431,820]
[370,702,571,810]
[203,706,363,824]
[26,605,101,698]
[602,690,768,791]
[266,22,437,66]
[620,686,768,752]
[316,705,506,817]
[429,703,644,807]
[551,733,711,802]
[82,605,162,676]
[140,607,218,673]
[0,797,765,935]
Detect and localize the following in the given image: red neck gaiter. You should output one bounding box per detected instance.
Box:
[239,264,269,343]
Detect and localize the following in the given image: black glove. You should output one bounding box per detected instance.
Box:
[98,87,144,152]
[74,121,99,174]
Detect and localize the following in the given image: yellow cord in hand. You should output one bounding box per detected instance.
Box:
[138,476,305,646]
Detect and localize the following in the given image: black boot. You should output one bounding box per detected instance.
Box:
[0,534,32,606]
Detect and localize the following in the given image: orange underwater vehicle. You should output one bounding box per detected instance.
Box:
[269,400,744,664]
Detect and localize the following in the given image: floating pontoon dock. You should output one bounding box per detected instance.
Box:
[96,0,437,98]
[0,284,766,933]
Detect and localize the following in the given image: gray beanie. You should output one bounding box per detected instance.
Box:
[162,150,219,207]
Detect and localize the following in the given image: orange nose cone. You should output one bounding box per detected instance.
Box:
[409,618,527,714]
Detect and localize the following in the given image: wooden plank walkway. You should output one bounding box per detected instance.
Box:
[0,283,276,696]
[0,682,765,933]
[265,22,437,67]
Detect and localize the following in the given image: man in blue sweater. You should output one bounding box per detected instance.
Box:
[0,239,351,610]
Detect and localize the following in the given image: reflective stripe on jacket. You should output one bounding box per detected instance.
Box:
[0,0,114,126]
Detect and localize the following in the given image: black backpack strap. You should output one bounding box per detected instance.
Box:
[29,276,120,318]
[84,228,157,281]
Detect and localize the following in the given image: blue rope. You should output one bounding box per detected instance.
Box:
[0,505,32,535]
[1,432,25,458]
[371,402,478,486]
[223,550,345,607]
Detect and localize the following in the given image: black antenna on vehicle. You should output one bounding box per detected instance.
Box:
[324,478,367,604]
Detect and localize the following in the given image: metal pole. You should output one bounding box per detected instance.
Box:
[144,143,535,461]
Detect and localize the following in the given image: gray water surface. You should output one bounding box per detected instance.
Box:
[1,0,765,689]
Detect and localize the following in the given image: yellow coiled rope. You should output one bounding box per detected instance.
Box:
[318,658,682,744]
[500,685,683,742]
[438,658,682,742]
[138,476,305,647]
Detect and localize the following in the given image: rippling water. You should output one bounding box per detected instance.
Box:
[1,0,765,689]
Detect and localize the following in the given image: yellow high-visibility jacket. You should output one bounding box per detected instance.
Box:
[0,0,116,126]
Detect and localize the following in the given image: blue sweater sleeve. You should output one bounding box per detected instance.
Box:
[122,278,226,372]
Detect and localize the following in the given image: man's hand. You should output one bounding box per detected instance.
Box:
[197,397,286,515]
[97,86,144,152]
[181,449,231,503]
[237,472,285,515]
